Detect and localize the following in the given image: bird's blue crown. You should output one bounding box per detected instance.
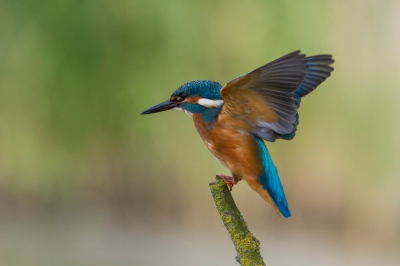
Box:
[172,80,222,100]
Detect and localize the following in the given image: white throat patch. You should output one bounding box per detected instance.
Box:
[197,98,224,108]
[174,107,192,117]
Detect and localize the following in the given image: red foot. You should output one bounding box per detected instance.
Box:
[219,175,238,191]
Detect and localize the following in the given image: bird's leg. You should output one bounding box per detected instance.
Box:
[219,175,238,191]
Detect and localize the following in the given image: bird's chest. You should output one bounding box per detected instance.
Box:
[192,113,262,177]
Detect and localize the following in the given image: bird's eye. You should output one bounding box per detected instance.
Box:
[174,93,187,102]
[171,93,187,103]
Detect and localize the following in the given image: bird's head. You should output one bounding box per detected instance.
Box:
[141,80,223,116]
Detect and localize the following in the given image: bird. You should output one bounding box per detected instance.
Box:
[141,51,334,218]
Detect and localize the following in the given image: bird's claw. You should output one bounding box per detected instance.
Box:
[219,175,237,191]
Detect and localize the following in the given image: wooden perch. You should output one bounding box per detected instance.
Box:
[209,175,266,266]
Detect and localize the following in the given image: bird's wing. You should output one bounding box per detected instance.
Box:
[220,51,308,142]
[276,54,334,141]
[293,55,334,109]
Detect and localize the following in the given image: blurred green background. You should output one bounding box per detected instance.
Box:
[1,0,399,265]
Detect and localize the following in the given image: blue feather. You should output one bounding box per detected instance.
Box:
[255,137,291,218]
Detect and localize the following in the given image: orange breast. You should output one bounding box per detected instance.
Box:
[193,113,263,182]
[193,113,284,216]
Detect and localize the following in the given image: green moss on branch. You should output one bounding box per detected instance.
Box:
[209,176,266,266]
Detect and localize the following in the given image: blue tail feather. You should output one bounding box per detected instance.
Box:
[255,137,291,218]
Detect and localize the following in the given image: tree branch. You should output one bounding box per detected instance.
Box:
[209,175,266,266]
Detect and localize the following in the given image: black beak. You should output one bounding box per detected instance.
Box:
[141,100,178,115]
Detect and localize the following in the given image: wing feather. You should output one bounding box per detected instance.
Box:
[220,51,334,142]
[221,51,308,140]
[277,54,334,140]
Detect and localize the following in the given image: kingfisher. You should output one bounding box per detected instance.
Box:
[141,51,334,218]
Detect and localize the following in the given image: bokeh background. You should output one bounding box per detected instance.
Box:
[1,1,400,265]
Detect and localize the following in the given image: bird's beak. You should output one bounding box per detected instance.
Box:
[141,100,178,115]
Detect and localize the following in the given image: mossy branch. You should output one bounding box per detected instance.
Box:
[209,175,266,266]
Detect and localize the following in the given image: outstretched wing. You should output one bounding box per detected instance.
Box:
[276,54,334,140]
[220,51,308,141]
[293,55,334,109]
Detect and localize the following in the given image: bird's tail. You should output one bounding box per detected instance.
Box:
[254,184,286,218]
[254,137,291,218]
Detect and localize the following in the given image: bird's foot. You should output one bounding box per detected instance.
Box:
[219,175,238,191]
